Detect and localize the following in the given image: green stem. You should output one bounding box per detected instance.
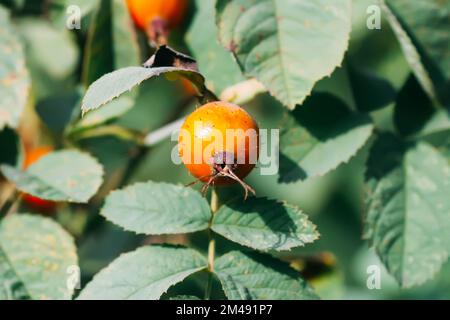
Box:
[205,188,219,300]
[67,125,145,145]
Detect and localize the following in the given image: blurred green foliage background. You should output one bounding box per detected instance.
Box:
[0,0,449,299]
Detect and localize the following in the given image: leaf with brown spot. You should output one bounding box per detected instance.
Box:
[0,214,78,300]
[0,7,30,129]
[1,150,103,203]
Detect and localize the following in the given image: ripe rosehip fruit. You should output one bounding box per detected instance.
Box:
[126,0,187,31]
[178,101,259,198]
[22,146,57,213]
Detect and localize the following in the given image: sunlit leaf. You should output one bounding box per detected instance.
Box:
[1,150,103,203]
[216,0,352,109]
[214,251,318,300]
[101,181,211,235]
[212,197,318,251]
[364,135,450,287]
[0,214,78,300]
[78,245,207,300]
[0,6,30,129]
[81,66,206,114]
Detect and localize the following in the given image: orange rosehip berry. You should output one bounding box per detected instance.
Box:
[178,101,259,198]
[126,0,187,31]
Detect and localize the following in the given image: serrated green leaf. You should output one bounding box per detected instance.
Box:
[381,0,443,104]
[214,251,318,300]
[279,93,373,183]
[212,197,318,251]
[364,135,450,288]
[216,0,351,109]
[100,181,211,235]
[0,214,78,300]
[116,77,184,132]
[186,0,245,94]
[0,6,30,129]
[0,150,103,203]
[81,66,205,114]
[386,0,450,82]
[78,245,207,300]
